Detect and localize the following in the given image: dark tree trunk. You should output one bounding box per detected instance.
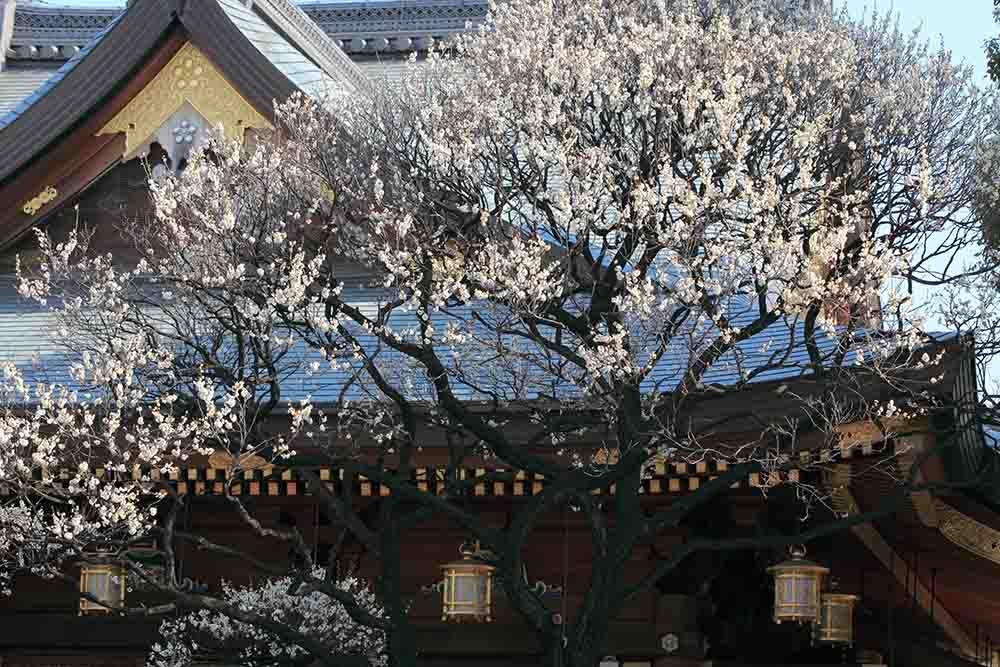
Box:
[541,633,606,667]
[381,502,418,667]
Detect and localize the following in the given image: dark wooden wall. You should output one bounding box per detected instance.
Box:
[0,154,154,273]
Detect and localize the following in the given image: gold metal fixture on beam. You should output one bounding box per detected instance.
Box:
[21,186,57,216]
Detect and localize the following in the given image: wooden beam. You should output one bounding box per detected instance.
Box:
[850,520,975,655]
[898,432,944,528]
[831,464,975,656]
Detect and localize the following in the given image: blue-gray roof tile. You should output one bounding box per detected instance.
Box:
[218,0,342,98]
[0,12,121,131]
[0,273,875,407]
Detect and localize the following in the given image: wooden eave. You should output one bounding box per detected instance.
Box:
[833,445,1000,649]
[12,454,827,501]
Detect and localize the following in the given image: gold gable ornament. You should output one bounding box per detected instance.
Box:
[98,42,271,159]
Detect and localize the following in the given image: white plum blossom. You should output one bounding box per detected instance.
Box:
[0,0,992,665]
[148,571,386,667]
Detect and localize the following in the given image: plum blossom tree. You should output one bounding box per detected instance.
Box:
[148,570,386,667]
[987,0,1000,82]
[0,1,995,667]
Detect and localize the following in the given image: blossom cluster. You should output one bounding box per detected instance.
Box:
[148,570,386,667]
[0,0,988,643]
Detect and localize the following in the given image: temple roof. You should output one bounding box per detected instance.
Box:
[0,0,487,170]
[6,0,487,60]
[5,4,119,61]
[0,0,484,180]
[0,9,122,131]
[0,0,368,185]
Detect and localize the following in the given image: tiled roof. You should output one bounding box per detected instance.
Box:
[7,0,486,61]
[0,66,54,115]
[0,272,878,408]
[352,58,411,86]
[0,0,473,132]
[0,10,121,131]
[308,0,486,54]
[6,4,119,60]
[219,0,342,98]
[0,0,368,179]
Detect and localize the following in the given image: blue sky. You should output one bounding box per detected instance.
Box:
[843,0,993,78]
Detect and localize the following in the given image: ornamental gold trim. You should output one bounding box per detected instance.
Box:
[98,42,271,157]
[937,501,1000,565]
[21,186,58,216]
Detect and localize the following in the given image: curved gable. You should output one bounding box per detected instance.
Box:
[0,0,364,186]
[0,0,174,184]
[0,0,364,257]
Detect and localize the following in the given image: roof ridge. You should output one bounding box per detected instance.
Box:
[9,0,487,60]
[14,5,121,16]
[254,0,369,92]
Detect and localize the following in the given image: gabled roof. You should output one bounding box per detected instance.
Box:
[6,0,487,61]
[0,0,365,186]
[0,0,483,167]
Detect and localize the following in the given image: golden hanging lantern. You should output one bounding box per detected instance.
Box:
[814,589,860,645]
[79,561,125,615]
[440,541,495,623]
[766,545,829,624]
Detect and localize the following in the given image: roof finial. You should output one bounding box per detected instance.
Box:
[0,0,15,72]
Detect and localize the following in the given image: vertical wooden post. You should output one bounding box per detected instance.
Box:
[930,568,937,625]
